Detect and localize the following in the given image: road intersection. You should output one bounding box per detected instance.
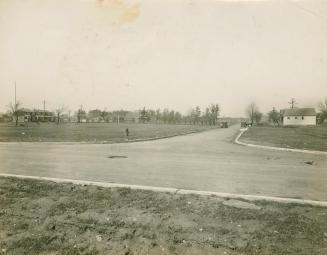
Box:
[1,125,326,201]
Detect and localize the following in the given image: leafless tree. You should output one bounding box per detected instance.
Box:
[246,102,261,125]
[55,106,66,124]
[268,107,280,126]
[8,101,22,126]
[253,111,263,124]
[318,97,327,123]
[209,104,220,125]
[288,98,297,109]
[68,110,71,123]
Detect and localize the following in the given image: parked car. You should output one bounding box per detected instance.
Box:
[220,122,228,128]
[241,121,247,128]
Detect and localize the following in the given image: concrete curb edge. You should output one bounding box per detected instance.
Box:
[234,128,327,156]
[1,173,327,207]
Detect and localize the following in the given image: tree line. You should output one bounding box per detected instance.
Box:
[4,101,222,126]
[139,104,220,125]
[82,104,220,125]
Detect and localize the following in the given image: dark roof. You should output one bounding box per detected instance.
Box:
[281,108,316,117]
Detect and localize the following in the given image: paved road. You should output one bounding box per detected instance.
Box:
[1,125,327,201]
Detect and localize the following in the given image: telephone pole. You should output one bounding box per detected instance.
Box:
[14,81,16,107]
[78,105,83,123]
[43,100,46,121]
[288,98,296,109]
[14,81,18,126]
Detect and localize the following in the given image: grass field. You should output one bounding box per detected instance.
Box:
[240,125,327,152]
[0,177,326,255]
[0,123,215,143]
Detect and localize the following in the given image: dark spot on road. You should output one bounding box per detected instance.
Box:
[108,155,128,159]
[304,161,314,165]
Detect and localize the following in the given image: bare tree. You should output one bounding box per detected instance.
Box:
[194,106,201,125]
[209,104,220,125]
[288,98,297,109]
[268,107,280,126]
[155,108,161,123]
[55,106,66,124]
[8,101,22,126]
[203,107,210,125]
[318,97,327,123]
[162,108,169,124]
[139,107,149,123]
[88,109,102,122]
[68,110,71,123]
[253,111,263,124]
[246,102,261,125]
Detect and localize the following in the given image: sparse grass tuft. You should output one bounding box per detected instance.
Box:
[1,177,327,254]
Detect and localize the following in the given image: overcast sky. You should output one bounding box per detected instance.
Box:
[0,0,326,117]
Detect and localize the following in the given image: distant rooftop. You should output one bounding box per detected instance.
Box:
[281,108,316,117]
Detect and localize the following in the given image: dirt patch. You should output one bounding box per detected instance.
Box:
[107,155,128,159]
[1,177,327,254]
[223,199,261,210]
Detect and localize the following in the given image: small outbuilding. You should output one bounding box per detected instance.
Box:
[280,108,316,126]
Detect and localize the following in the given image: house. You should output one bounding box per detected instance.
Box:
[31,110,56,122]
[280,108,316,126]
[14,109,56,123]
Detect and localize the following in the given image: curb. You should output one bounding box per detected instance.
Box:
[234,128,327,156]
[1,173,327,207]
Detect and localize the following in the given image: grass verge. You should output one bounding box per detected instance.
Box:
[239,125,327,152]
[0,123,215,143]
[0,177,327,254]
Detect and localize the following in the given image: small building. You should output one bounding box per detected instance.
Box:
[280,108,316,126]
[14,109,56,123]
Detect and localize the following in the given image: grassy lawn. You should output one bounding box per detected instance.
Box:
[0,177,327,255]
[0,123,215,143]
[240,125,327,152]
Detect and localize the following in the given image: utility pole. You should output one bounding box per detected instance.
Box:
[78,105,83,123]
[14,81,18,126]
[14,81,16,107]
[288,98,296,109]
[43,100,46,122]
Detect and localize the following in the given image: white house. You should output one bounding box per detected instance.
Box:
[280,108,316,126]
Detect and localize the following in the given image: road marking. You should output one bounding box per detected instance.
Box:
[234,128,327,155]
[1,173,327,207]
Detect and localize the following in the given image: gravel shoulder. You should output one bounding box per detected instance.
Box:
[1,177,327,255]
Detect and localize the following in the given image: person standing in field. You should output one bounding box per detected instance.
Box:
[125,128,129,137]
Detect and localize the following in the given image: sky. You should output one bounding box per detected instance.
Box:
[0,0,327,117]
